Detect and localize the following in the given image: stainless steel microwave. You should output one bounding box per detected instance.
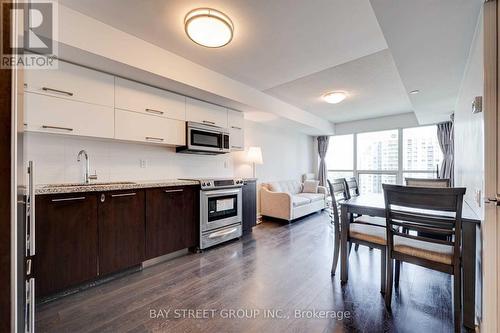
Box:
[176,122,230,154]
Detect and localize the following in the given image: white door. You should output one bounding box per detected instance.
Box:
[482,1,498,332]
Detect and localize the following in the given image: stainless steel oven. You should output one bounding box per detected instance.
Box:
[181,178,243,249]
[176,122,230,155]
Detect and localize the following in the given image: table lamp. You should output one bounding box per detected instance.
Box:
[247,146,263,178]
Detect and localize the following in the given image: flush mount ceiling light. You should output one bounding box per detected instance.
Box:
[184,8,234,48]
[409,89,420,95]
[322,91,347,104]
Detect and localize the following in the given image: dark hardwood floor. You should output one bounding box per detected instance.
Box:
[36,212,457,333]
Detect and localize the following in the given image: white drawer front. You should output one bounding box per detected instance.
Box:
[24,61,114,107]
[228,110,244,151]
[228,110,244,130]
[115,78,186,121]
[24,92,114,138]
[229,128,244,151]
[115,109,185,146]
[186,98,228,128]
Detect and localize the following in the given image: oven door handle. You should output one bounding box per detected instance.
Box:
[208,227,238,239]
[203,188,241,197]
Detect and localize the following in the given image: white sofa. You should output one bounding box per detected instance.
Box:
[260,180,328,221]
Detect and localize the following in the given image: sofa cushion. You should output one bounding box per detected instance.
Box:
[296,193,325,203]
[303,180,320,193]
[267,180,303,194]
[292,195,311,207]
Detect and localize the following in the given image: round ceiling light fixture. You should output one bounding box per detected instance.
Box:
[322,91,347,104]
[184,8,234,48]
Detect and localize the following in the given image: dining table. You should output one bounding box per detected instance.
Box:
[337,193,481,330]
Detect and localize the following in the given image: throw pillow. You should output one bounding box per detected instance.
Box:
[302,180,319,193]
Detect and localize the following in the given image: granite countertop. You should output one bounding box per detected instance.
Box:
[35,179,199,195]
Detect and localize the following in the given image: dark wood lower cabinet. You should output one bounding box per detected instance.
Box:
[35,185,199,297]
[98,190,145,275]
[242,180,257,235]
[35,194,98,297]
[145,186,198,259]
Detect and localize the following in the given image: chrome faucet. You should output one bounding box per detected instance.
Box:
[77,150,98,184]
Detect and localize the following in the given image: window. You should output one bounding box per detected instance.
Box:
[357,130,398,171]
[325,125,443,193]
[402,126,443,182]
[325,134,353,181]
[356,130,398,193]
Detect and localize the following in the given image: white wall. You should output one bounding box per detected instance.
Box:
[334,112,418,135]
[233,120,315,182]
[454,11,484,217]
[27,120,314,186]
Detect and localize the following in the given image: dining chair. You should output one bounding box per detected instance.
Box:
[405,177,450,188]
[336,188,388,293]
[405,177,451,240]
[345,177,360,198]
[346,176,383,252]
[382,184,466,332]
[327,178,349,276]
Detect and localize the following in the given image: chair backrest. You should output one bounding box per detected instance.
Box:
[345,177,360,198]
[383,184,466,268]
[327,178,349,227]
[405,177,450,188]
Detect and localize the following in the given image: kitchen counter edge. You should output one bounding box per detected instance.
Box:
[35,180,200,195]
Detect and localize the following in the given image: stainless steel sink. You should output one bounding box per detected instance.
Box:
[40,181,137,188]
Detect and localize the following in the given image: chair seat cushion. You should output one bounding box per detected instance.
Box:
[353,216,386,227]
[295,193,325,203]
[349,223,386,245]
[292,195,311,207]
[393,236,453,265]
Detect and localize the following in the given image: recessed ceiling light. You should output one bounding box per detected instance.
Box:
[322,91,347,104]
[409,90,420,95]
[184,8,234,48]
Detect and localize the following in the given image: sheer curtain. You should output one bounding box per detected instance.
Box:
[437,121,454,186]
[317,136,330,187]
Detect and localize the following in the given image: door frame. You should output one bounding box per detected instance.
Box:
[483,0,499,332]
[0,3,13,331]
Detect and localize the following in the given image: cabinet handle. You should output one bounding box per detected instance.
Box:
[41,87,74,96]
[42,125,73,132]
[231,145,243,149]
[51,196,86,202]
[164,189,184,193]
[145,136,164,142]
[145,108,164,115]
[202,120,216,125]
[231,126,242,130]
[111,192,136,198]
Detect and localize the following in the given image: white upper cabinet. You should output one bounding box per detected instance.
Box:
[24,61,114,107]
[25,92,114,139]
[114,109,185,146]
[186,97,228,128]
[227,110,245,151]
[115,78,186,121]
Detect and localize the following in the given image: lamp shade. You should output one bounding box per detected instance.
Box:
[247,146,263,165]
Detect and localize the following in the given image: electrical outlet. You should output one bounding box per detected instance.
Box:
[140,159,147,168]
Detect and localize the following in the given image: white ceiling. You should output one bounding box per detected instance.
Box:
[370,0,483,124]
[265,49,412,123]
[58,0,483,130]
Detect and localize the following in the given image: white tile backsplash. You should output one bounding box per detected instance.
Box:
[26,132,233,185]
